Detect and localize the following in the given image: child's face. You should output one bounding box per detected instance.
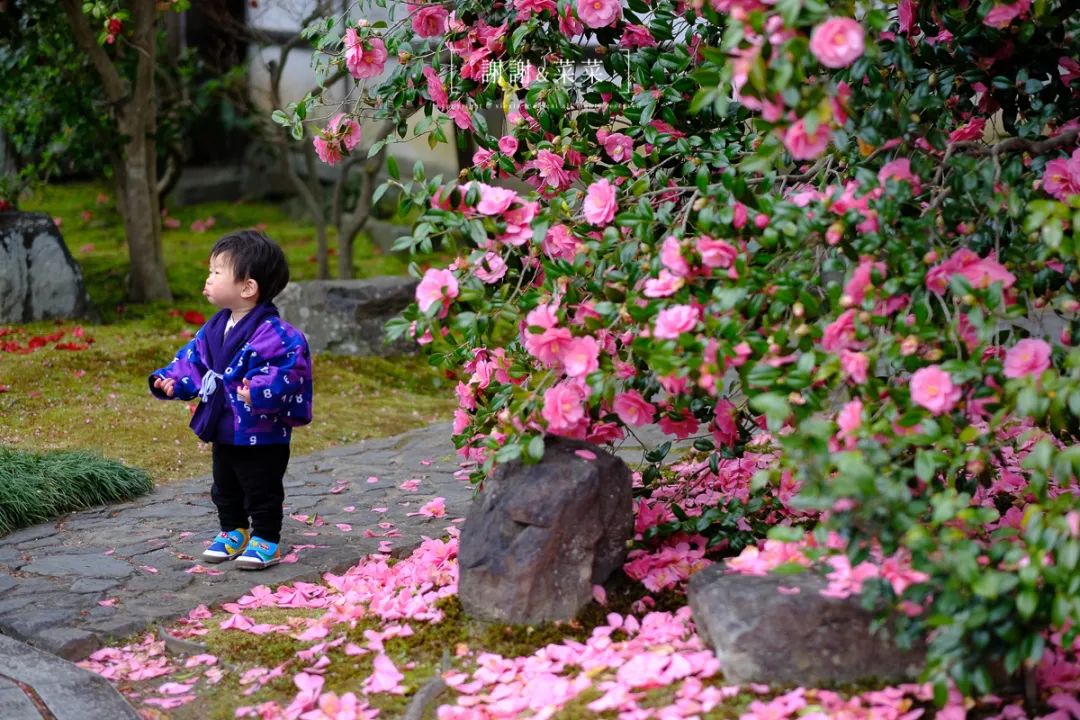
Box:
[204,253,256,310]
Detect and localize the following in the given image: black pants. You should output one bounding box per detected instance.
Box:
[211,443,290,544]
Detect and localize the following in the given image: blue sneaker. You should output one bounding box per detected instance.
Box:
[202,529,249,563]
[235,536,282,570]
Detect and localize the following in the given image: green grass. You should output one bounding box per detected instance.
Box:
[18,181,429,323]
[0,447,153,534]
[0,181,456,486]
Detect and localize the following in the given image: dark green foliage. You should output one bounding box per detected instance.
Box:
[0,447,153,534]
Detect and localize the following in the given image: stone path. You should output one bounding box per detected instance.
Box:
[0,421,674,718]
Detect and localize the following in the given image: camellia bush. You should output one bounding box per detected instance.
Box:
[283,0,1080,707]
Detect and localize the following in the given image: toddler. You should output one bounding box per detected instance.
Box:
[150,230,312,570]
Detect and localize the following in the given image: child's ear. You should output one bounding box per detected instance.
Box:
[241,278,260,300]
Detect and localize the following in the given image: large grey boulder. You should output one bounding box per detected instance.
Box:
[687,565,924,686]
[275,277,419,356]
[0,212,93,323]
[458,436,634,625]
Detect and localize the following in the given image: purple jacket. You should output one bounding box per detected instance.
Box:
[150,316,313,445]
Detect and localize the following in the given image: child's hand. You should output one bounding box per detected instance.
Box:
[154,376,176,397]
[236,378,251,405]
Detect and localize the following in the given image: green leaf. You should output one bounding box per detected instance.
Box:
[527,435,545,461]
[749,393,790,423]
[1017,589,1038,620]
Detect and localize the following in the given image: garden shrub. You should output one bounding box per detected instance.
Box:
[285,0,1080,703]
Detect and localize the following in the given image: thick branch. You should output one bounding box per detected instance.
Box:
[951,128,1080,157]
[60,0,126,103]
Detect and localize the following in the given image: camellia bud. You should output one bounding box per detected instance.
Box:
[962,293,976,306]
[794,323,811,336]
[923,250,938,263]
[839,294,854,309]
[925,347,943,362]
[398,51,411,63]
[693,197,706,211]
[792,302,804,318]
[788,392,806,406]
[900,336,919,356]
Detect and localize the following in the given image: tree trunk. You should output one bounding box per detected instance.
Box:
[61,0,171,302]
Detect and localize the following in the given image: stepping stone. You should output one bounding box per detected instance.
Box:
[0,676,42,720]
[0,634,139,719]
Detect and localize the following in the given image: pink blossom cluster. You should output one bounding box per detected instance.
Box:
[312,113,362,167]
[343,28,387,80]
[437,608,723,719]
[925,248,1016,295]
[644,234,740,299]
[445,15,507,82]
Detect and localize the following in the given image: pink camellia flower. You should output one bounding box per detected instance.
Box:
[925,249,1016,294]
[898,0,917,33]
[497,135,519,155]
[842,257,886,306]
[542,224,582,261]
[560,6,585,35]
[658,408,699,439]
[643,269,684,298]
[473,252,508,283]
[613,390,655,426]
[344,29,388,80]
[528,149,574,190]
[514,0,558,21]
[711,398,739,446]
[423,67,449,111]
[983,0,1031,28]
[620,24,656,48]
[1003,338,1052,379]
[583,178,618,225]
[1042,150,1080,201]
[415,268,459,313]
[312,113,361,166]
[598,130,634,163]
[696,235,738,270]
[411,5,449,37]
[476,184,518,215]
[878,158,921,193]
[783,118,831,160]
[542,381,586,432]
[654,304,700,340]
[835,398,863,448]
[576,0,622,29]
[948,116,986,143]
[562,335,600,377]
[809,18,865,69]
[447,102,473,131]
[909,365,962,415]
[660,235,690,277]
[821,309,858,353]
[840,349,870,384]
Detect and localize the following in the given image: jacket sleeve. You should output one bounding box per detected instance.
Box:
[244,328,313,425]
[148,334,206,401]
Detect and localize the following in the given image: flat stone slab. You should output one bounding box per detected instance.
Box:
[0,633,139,719]
[0,676,42,720]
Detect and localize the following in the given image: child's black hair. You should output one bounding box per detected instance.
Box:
[210,230,290,302]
